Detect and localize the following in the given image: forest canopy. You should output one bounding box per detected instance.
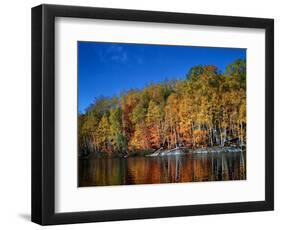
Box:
[78,59,246,157]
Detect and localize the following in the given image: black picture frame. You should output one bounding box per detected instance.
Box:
[31,4,274,225]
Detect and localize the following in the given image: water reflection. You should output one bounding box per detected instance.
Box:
[79,151,246,187]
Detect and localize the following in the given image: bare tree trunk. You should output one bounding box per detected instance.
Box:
[209,128,213,146]
[192,122,195,148]
[220,128,224,147]
[240,122,244,145]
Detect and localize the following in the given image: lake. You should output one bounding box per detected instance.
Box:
[79,151,246,187]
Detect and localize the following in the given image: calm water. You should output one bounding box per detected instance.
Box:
[79,151,246,187]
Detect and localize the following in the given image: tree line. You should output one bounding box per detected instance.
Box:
[79,59,246,157]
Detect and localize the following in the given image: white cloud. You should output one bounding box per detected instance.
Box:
[101,44,129,64]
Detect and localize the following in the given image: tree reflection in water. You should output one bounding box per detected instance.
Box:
[79,151,246,187]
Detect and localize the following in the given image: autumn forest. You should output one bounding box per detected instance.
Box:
[78,59,246,158]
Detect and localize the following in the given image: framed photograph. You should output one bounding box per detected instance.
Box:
[31,4,274,225]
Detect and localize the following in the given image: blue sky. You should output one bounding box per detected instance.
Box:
[78,41,246,113]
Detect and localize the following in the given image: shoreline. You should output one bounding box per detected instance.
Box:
[79,145,246,159]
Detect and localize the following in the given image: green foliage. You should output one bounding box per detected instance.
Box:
[187,65,219,81]
[225,59,246,89]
